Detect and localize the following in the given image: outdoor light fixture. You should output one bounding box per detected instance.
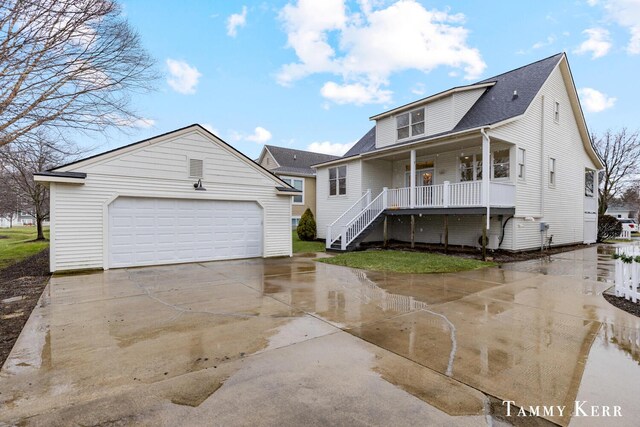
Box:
[193,179,206,191]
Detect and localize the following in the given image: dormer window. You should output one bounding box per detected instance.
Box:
[396,108,425,140]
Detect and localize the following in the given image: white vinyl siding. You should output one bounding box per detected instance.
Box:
[316,160,362,239]
[491,63,600,249]
[375,88,485,149]
[49,128,291,272]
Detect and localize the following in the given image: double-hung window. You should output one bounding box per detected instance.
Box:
[549,158,556,187]
[396,108,425,140]
[329,166,346,196]
[492,149,510,179]
[282,177,303,204]
[517,148,525,179]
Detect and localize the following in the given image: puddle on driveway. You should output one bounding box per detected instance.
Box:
[2,246,640,426]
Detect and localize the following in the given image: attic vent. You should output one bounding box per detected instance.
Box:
[189,158,203,178]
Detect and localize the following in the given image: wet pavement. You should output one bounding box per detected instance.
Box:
[1,245,639,426]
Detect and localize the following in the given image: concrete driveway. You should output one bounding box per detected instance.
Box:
[1,247,640,426]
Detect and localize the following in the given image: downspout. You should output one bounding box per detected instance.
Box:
[480,127,490,230]
[540,95,545,217]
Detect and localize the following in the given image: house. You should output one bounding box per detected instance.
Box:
[258,145,339,228]
[34,124,298,272]
[313,53,603,252]
[0,211,42,228]
[606,203,638,220]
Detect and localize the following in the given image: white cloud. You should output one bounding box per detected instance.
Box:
[166,59,202,94]
[277,0,485,105]
[574,28,612,58]
[320,81,392,105]
[112,116,156,129]
[307,140,355,156]
[578,87,616,112]
[588,0,640,54]
[227,6,248,37]
[532,35,556,50]
[245,127,272,143]
[411,83,426,96]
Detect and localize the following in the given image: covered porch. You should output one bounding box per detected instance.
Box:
[327,131,519,253]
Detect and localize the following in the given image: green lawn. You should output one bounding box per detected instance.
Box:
[317,250,495,274]
[0,227,49,269]
[292,231,325,253]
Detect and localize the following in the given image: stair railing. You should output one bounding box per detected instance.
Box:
[341,188,388,250]
[326,190,371,249]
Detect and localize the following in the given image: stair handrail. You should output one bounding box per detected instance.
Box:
[341,188,388,250]
[326,189,371,248]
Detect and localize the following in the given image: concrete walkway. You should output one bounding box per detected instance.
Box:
[1,246,639,426]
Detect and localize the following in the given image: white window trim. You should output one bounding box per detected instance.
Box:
[329,166,347,197]
[554,100,560,124]
[517,147,526,180]
[188,157,204,179]
[396,107,425,142]
[291,216,301,229]
[404,159,436,187]
[281,176,305,205]
[491,149,511,181]
[549,157,556,188]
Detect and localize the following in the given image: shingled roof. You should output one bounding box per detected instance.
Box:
[264,145,340,176]
[344,53,565,158]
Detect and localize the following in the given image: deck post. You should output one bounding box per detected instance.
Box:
[444,215,449,253]
[443,181,450,208]
[341,225,347,251]
[410,214,415,249]
[326,225,332,249]
[410,149,416,208]
[482,215,487,260]
[481,129,491,230]
[383,216,388,248]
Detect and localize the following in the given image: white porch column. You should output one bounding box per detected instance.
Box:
[481,129,490,230]
[410,149,416,208]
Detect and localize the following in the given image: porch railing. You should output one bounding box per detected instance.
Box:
[326,190,371,248]
[326,181,515,249]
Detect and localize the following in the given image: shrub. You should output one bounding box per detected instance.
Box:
[297,208,317,241]
[597,215,622,242]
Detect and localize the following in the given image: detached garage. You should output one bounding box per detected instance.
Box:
[35,124,297,272]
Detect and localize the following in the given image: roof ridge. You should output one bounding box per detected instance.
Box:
[477,52,564,83]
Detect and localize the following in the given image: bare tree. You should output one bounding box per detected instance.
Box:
[0,170,20,226]
[592,128,640,215]
[0,133,82,239]
[0,0,157,148]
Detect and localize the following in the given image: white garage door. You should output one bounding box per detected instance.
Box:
[108,197,263,268]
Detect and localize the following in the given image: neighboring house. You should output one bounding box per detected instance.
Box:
[0,211,40,228]
[606,203,638,220]
[35,124,298,272]
[258,145,339,228]
[314,53,603,252]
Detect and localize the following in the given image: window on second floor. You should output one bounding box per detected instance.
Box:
[554,101,560,123]
[585,169,595,197]
[549,157,556,187]
[517,148,526,179]
[396,108,425,140]
[282,177,304,204]
[329,166,347,196]
[492,149,510,179]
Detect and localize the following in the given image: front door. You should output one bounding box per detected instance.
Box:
[405,168,434,187]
